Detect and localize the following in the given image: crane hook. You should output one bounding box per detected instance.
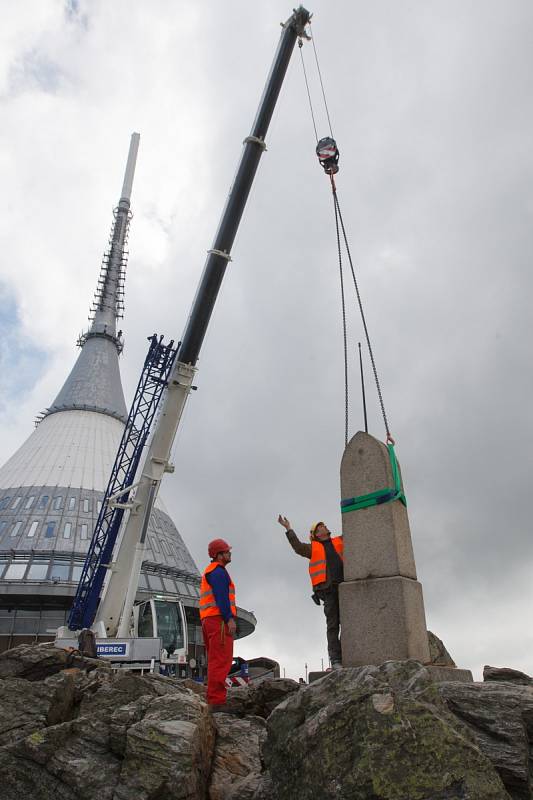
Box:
[316,136,339,174]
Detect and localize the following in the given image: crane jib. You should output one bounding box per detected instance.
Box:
[178,6,311,367]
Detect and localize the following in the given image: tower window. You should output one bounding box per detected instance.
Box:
[11,496,22,510]
[27,561,48,580]
[0,522,7,535]
[83,499,90,513]
[25,496,35,509]
[150,536,160,554]
[50,561,70,581]
[80,524,89,540]
[27,521,39,538]
[63,522,72,539]
[39,495,49,509]
[68,497,76,510]
[44,521,56,538]
[53,496,63,511]
[0,497,10,510]
[10,521,23,537]
[4,561,29,580]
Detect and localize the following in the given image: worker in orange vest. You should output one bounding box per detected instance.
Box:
[278,515,344,669]
[200,538,237,711]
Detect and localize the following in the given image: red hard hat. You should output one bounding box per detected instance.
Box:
[208,538,231,558]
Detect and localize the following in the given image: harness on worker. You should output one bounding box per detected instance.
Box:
[299,24,406,513]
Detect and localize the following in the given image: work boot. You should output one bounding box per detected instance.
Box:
[331,661,343,670]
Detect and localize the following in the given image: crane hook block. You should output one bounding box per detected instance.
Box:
[316,136,339,174]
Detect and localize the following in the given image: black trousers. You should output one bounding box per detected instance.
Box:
[317,585,342,664]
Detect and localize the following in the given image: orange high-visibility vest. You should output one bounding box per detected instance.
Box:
[200,562,237,620]
[308,536,344,587]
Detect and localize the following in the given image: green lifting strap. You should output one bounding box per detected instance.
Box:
[340,444,406,514]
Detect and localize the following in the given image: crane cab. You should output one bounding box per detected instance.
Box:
[133,595,188,666]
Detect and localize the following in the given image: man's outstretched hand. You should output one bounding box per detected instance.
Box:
[227,618,237,637]
[277,514,291,531]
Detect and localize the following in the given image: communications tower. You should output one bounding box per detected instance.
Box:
[0,135,256,669]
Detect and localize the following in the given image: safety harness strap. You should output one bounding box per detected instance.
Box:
[340,444,406,513]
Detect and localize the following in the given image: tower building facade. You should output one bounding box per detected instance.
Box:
[0,135,256,669]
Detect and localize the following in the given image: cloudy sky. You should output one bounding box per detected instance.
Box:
[1,0,533,680]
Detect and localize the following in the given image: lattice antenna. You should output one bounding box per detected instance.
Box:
[78,133,140,355]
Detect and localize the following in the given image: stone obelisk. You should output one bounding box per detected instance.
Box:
[339,431,431,666]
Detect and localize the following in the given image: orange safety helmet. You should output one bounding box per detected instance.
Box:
[208,538,231,559]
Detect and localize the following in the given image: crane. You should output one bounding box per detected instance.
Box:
[57,6,312,669]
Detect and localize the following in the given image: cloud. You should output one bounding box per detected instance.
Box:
[1,0,533,679]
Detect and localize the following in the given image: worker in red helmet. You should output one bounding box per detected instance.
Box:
[277,515,344,669]
[200,538,237,711]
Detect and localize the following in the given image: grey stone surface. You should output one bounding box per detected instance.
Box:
[483,665,532,685]
[340,431,417,581]
[426,665,473,683]
[429,629,457,666]
[439,679,533,799]
[339,575,431,665]
[258,661,511,800]
[339,432,431,668]
[4,644,533,800]
[208,714,266,800]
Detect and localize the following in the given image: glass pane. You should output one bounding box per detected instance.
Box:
[0,497,10,510]
[27,562,48,580]
[68,497,76,510]
[83,499,90,513]
[27,521,39,538]
[63,522,72,539]
[45,522,56,538]
[97,501,102,513]
[53,496,63,510]
[11,522,23,537]
[162,577,176,593]
[137,602,154,637]
[39,495,49,509]
[0,522,7,535]
[25,496,35,509]
[80,524,88,540]
[150,536,160,554]
[4,562,28,580]
[49,562,70,581]
[154,600,184,651]
[71,565,83,582]
[11,496,22,509]
[147,575,164,591]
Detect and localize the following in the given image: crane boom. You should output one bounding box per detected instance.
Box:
[96,7,311,636]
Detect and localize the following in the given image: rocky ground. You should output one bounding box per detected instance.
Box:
[0,643,532,799]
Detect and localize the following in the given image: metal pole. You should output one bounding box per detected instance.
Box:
[358,342,368,433]
[120,132,140,204]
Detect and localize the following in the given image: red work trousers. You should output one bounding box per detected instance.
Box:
[202,615,234,706]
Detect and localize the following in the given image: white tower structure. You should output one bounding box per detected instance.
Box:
[0,135,255,666]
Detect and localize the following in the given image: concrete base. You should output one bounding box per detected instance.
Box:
[426,665,473,683]
[308,665,473,685]
[340,576,430,666]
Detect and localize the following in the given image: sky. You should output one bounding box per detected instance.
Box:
[1,0,533,681]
